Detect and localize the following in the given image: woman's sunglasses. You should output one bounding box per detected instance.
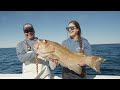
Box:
[24,29,34,33]
[66,26,76,31]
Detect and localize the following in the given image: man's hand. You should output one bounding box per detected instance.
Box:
[50,59,59,65]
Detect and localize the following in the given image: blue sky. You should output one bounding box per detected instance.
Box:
[0,11,120,48]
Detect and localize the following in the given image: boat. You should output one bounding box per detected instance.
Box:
[0,74,120,79]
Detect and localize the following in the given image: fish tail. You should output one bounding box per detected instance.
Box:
[86,56,106,73]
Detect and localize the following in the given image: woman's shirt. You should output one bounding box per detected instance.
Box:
[62,37,92,56]
[62,37,92,79]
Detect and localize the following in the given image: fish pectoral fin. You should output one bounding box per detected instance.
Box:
[46,54,59,60]
[68,64,82,75]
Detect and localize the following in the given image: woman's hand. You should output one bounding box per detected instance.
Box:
[79,61,85,66]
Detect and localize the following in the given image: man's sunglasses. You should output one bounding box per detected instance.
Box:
[24,29,34,33]
[66,26,76,31]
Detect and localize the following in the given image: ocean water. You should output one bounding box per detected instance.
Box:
[0,44,120,75]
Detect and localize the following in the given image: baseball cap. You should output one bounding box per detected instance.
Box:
[23,23,34,31]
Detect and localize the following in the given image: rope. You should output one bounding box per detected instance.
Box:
[35,53,38,75]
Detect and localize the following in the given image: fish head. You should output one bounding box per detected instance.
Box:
[33,39,55,54]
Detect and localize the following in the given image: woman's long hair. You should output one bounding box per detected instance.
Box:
[68,20,84,53]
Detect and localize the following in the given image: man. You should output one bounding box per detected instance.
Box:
[16,23,53,79]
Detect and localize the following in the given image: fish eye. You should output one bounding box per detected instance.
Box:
[43,39,47,43]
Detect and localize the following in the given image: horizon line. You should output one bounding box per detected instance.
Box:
[0,43,120,48]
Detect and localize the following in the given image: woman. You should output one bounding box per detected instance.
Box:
[62,20,92,79]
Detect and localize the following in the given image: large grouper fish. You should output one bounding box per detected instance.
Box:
[33,39,106,75]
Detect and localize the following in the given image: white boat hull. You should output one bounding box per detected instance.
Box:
[0,74,120,79]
